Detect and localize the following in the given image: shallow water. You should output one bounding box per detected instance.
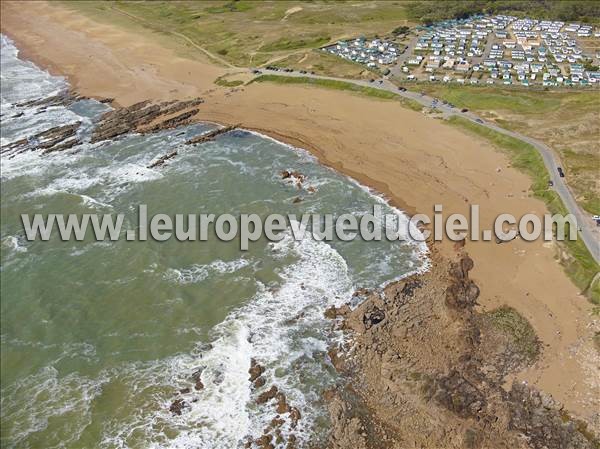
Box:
[0,35,427,449]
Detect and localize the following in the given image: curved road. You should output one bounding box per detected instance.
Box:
[255,69,600,262]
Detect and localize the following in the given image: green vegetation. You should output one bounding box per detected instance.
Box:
[274,50,376,79]
[289,3,409,25]
[205,1,254,14]
[214,76,245,87]
[561,149,600,215]
[418,84,600,115]
[252,74,424,110]
[485,306,540,362]
[392,25,411,36]
[406,1,600,24]
[419,85,563,114]
[447,116,600,303]
[259,35,331,52]
[420,85,600,215]
[62,1,414,70]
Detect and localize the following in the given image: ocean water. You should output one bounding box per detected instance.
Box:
[0,35,427,449]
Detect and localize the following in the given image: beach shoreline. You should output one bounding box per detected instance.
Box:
[1,0,598,438]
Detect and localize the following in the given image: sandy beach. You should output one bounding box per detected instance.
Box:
[1,0,598,431]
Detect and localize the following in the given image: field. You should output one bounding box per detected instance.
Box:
[61,1,412,70]
[420,85,600,215]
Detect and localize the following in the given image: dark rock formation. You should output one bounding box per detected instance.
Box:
[445,255,480,310]
[1,122,81,157]
[15,90,87,109]
[191,368,204,391]
[169,398,188,416]
[185,124,239,145]
[363,306,385,329]
[249,359,265,382]
[507,383,597,449]
[91,98,204,143]
[257,386,278,404]
[148,150,178,168]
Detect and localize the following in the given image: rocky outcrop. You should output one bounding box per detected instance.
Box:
[169,398,188,416]
[1,122,81,157]
[142,108,200,134]
[507,382,596,449]
[256,386,278,405]
[247,358,303,449]
[445,254,480,311]
[185,124,239,145]
[91,98,204,143]
[4,96,205,162]
[15,90,88,109]
[191,368,204,391]
[321,248,598,449]
[148,150,178,168]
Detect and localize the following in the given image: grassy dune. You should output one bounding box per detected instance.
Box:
[62,1,413,70]
[447,116,600,304]
[252,74,423,110]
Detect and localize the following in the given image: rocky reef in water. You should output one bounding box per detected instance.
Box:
[0,91,206,158]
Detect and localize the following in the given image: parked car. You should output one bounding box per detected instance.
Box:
[548,180,554,187]
[398,86,407,92]
[461,108,469,113]
[557,167,565,177]
[475,118,484,124]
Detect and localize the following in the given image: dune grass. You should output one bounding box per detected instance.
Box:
[62,1,414,69]
[214,75,245,87]
[485,306,540,362]
[252,74,424,110]
[447,116,599,304]
[259,35,331,52]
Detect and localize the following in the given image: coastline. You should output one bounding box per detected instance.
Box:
[1,0,599,437]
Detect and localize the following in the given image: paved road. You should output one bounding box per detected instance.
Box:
[256,69,600,262]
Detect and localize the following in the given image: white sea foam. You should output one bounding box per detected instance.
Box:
[1,366,107,449]
[145,232,353,448]
[165,258,251,285]
[1,235,27,254]
[0,35,67,106]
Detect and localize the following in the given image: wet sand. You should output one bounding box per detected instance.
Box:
[1,0,598,425]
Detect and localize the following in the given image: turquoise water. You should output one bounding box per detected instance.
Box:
[0,35,427,449]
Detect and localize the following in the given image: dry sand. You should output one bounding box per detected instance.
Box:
[1,0,598,425]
